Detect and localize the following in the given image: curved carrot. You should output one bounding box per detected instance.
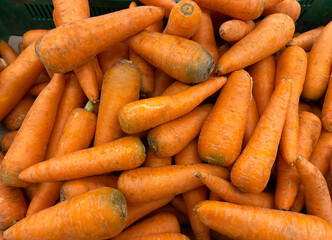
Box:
[195,201,332,240]
[143,148,172,167]
[243,97,259,147]
[94,60,140,146]
[322,70,332,131]
[198,70,252,166]
[151,69,174,97]
[4,187,127,240]
[287,26,324,51]
[0,73,65,187]
[171,196,188,215]
[128,233,190,240]
[302,21,332,101]
[4,94,34,131]
[161,81,190,96]
[219,20,255,43]
[139,0,176,18]
[22,29,49,48]
[18,42,24,53]
[0,40,18,64]
[216,14,294,75]
[1,131,17,153]
[264,0,283,9]
[231,79,291,193]
[118,76,227,134]
[263,0,301,22]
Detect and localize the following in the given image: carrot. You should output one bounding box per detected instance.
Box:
[127,31,214,84]
[198,70,252,166]
[92,56,104,88]
[310,102,322,119]
[148,104,212,158]
[119,76,227,134]
[302,22,332,101]
[143,148,172,167]
[18,42,24,53]
[290,183,305,212]
[22,29,49,48]
[36,7,164,73]
[139,0,176,18]
[4,94,34,131]
[22,183,39,203]
[35,68,51,83]
[149,204,190,225]
[20,136,145,182]
[127,233,190,240]
[4,187,127,240]
[195,201,332,240]
[299,101,312,113]
[0,58,7,72]
[209,191,222,201]
[0,73,65,187]
[113,212,180,240]
[264,0,283,9]
[26,102,97,216]
[263,0,301,22]
[217,43,231,59]
[0,42,44,121]
[161,81,190,96]
[1,131,17,153]
[325,172,332,199]
[171,196,188,215]
[216,14,295,75]
[287,26,325,51]
[322,70,332,131]
[0,40,18,64]
[219,20,255,43]
[45,73,86,159]
[151,69,174,97]
[243,97,259,147]
[28,82,48,96]
[118,164,229,203]
[94,60,140,146]
[231,78,291,193]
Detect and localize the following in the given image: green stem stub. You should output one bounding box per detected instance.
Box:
[84,101,95,112]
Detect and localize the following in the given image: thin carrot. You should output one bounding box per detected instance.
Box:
[263,0,301,22]
[4,187,127,240]
[171,196,188,215]
[216,14,295,75]
[143,148,172,167]
[195,201,332,239]
[322,70,332,131]
[243,97,259,147]
[231,78,291,193]
[302,21,332,101]
[290,183,305,212]
[28,82,48,96]
[139,0,176,18]
[0,73,65,187]
[151,69,174,97]
[113,212,180,240]
[161,81,190,96]
[92,56,104,88]
[18,42,24,53]
[22,29,49,48]
[118,164,229,203]
[4,94,34,131]
[264,0,283,9]
[0,40,18,64]
[219,20,255,43]
[22,183,39,204]
[198,70,252,166]
[127,233,190,240]
[118,76,227,134]
[1,131,17,153]
[287,26,325,51]
[148,205,190,225]
[94,60,140,146]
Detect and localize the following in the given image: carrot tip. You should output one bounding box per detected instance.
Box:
[181,3,194,16]
[194,171,202,178]
[286,39,293,46]
[219,29,225,36]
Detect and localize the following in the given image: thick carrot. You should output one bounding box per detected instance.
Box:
[151,69,174,97]
[161,81,190,96]
[148,104,212,158]
[4,187,127,240]
[195,201,332,240]
[1,131,17,153]
[0,73,65,187]
[143,148,172,167]
[36,6,164,73]
[94,60,140,146]
[171,196,188,215]
[45,73,86,159]
[22,183,39,204]
[18,42,24,53]
[219,20,255,43]
[216,14,295,75]
[302,21,332,101]
[20,136,146,182]
[128,233,190,240]
[113,212,180,240]
[4,94,34,131]
[0,42,44,121]
[191,8,219,67]
[118,76,227,134]
[139,0,176,18]
[288,26,324,51]
[198,70,252,166]
[118,164,229,203]
[243,97,259,147]
[28,82,48,96]
[22,29,49,48]
[0,40,18,64]
[231,79,291,193]
[263,0,301,22]
[264,0,283,9]
[322,70,332,131]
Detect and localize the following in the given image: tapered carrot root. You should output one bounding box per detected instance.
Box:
[219,20,255,43]
[22,29,49,48]
[139,0,176,18]
[127,30,214,84]
[231,79,291,193]
[322,71,332,131]
[195,201,332,240]
[151,69,174,97]
[129,233,190,240]
[263,0,301,22]
[4,188,127,240]
[1,131,17,153]
[118,164,229,203]
[243,97,259,147]
[28,83,48,96]
[287,26,324,51]
[161,81,190,96]
[0,40,18,64]
[216,14,295,75]
[118,76,227,134]
[198,70,252,166]
[143,148,172,167]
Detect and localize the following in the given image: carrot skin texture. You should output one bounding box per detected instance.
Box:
[139,0,176,18]
[231,79,291,193]
[0,40,18,64]
[195,201,332,240]
[219,20,255,43]
[151,69,174,97]
[161,81,190,96]
[243,97,259,147]
[1,131,17,153]
[4,187,127,240]
[263,0,301,22]
[216,13,295,75]
[322,71,332,131]
[288,26,324,51]
[264,0,283,9]
[143,148,172,167]
[128,233,190,240]
[22,29,49,48]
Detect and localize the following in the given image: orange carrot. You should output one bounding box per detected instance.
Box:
[94,60,140,146]
[4,187,127,240]
[113,212,180,240]
[325,172,332,199]
[92,56,104,88]
[209,191,222,201]
[143,148,172,167]
[198,70,252,166]
[151,69,174,97]
[36,6,164,73]
[264,0,283,9]
[22,29,49,48]
[219,20,255,43]
[0,73,65,187]
[231,78,291,193]
[322,70,332,131]
[118,164,229,203]
[299,101,312,113]
[149,204,190,225]
[118,76,227,134]
[171,196,188,215]
[195,201,332,239]
[1,131,17,153]
[18,42,24,53]
[263,0,301,22]
[288,26,325,51]
[161,81,190,96]
[0,40,18,64]
[302,21,332,101]
[128,233,190,240]
[4,94,34,131]
[22,183,39,204]
[217,43,231,59]
[35,68,51,83]
[216,14,295,75]
[20,136,145,182]
[139,0,176,18]
[28,82,48,96]
[243,97,259,147]
[310,102,322,119]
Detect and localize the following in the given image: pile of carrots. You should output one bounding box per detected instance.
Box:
[0,0,332,239]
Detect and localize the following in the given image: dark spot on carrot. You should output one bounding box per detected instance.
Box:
[181,3,194,16]
[148,138,158,154]
[111,190,127,219]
